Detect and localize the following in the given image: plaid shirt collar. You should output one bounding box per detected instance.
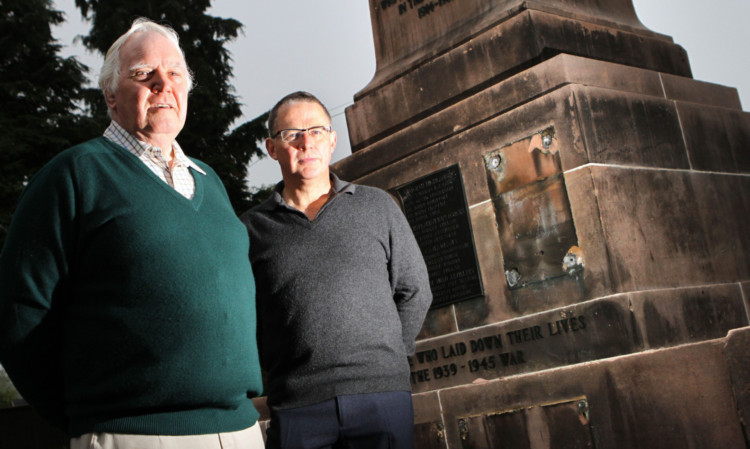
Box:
[103,121,206,175]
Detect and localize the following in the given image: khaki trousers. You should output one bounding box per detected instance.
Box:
[70,421,264,449]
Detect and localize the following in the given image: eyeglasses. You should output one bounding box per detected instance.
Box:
[272,126,332,143]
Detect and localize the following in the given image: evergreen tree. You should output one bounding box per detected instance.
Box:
[0,365,22,408]
[74,0,267,213]
[0,0,100,248]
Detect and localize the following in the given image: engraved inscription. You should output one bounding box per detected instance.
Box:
[395,165,483,308]
[377,0,454,19]
[410,314,588,389]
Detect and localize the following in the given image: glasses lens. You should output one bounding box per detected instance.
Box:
[279,127,330,142]
[280,129,301,142]
[308,126,330,139]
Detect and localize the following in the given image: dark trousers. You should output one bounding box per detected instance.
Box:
[265,391,415,449]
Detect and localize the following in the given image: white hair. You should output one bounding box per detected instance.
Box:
[98,18,194,96]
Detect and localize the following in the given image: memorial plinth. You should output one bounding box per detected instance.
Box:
[332,0,750,447]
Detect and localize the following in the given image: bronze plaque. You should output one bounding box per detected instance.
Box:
[395,164,483,308]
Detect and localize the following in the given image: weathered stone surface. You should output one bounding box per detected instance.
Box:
[417,200,509,337]
[491,175,584,313]
[413,390,443,425]
[564,167,617,299]
[338,82,709,191]
[369,0,657,78]
[418,304,458,340]
[483,128,563,197]
[353,132,493,207]
[334,55,743,182]
[629,285,749,349]
[347,9,690,150]
[410,297,639,393]
[336,3,750,447]
[453,202,510,329]
[725,327,750,444]
[661,73,742,109]
[438,338,747,448]
[348,85,580,206]
[452,397,593,448]
[410,200,514,336]
[409,284,747,393]
[336,54,666,180]
[678,102,750,173]
[589,167,750,292]
[574,87,690,168]
[344,80,750,321]
[412,392,447,449]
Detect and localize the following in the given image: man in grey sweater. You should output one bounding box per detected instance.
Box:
[241,91,432,449]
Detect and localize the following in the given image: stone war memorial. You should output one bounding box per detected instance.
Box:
[332,0,750,448]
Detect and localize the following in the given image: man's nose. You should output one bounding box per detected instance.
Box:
[150,69,173,93]
[298,131,316,149]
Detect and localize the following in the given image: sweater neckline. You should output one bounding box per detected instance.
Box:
[101,137,205,210]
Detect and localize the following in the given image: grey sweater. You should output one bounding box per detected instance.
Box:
[241,175,432,409]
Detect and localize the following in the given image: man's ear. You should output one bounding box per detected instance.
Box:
[265,138,278,160]
[330,130,337,154]
[104,90,117,111]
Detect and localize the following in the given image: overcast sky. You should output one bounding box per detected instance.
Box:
[52,0,750,188]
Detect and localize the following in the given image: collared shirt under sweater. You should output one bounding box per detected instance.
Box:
[241,174,432,409]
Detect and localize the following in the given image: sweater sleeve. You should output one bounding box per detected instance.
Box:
[385,195,432,355]
[0,158,75,431]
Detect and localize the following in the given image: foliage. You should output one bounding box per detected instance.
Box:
[0,366,22,408]
[246,183,276,210]
[0,0,268,250]
[0,0,101,248]
[74,0,267,213]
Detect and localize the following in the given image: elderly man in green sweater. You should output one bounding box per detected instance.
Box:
[0,18,264,448]
[241,91,432,449]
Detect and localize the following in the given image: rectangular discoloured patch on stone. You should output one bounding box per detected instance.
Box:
[454,398,594,448]
[437,339,746,448]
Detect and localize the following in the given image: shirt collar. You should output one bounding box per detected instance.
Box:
[262,173,355,212]
[330,173,355,195]
[103,121,206,175]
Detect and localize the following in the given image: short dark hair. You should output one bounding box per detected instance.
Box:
[267,91,332,137]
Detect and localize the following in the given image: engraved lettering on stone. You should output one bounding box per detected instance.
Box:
[375,0,455,19]
[409,314,588,387]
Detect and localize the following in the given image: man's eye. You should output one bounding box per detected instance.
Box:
[130,70,151,80]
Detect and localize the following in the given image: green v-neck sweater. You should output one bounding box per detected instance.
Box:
[0,137,262,436]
